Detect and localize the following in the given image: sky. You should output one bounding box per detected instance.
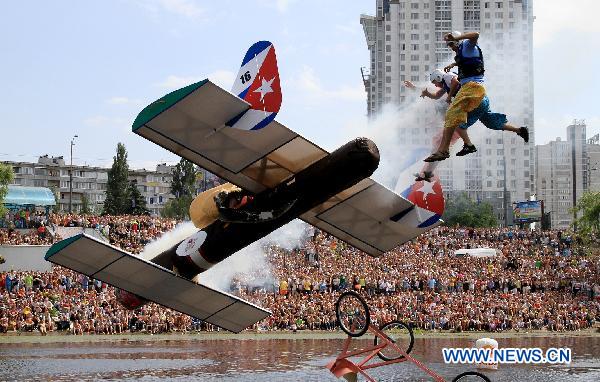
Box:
[1,0,598,170]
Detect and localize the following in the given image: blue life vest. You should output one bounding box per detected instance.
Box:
[455,42,485,80]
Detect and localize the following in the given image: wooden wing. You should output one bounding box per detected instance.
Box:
[301,180,441,256]
[133,80,327,194]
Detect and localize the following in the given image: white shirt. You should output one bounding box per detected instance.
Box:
[442,72,458,92]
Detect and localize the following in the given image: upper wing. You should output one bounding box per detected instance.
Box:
[45,234,270,333]
[133,79,327,194]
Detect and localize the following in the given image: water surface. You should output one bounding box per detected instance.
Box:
[1,336,598,381]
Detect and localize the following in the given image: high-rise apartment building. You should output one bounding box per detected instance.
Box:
[535,120,588,229]
[535,138,572,229]
[360,0,534,226]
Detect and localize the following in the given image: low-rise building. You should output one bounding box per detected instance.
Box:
[2,156,210,216]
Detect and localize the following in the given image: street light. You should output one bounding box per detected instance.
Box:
[69,135,78,213]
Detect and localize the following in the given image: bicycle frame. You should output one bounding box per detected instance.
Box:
[326,324,446,382]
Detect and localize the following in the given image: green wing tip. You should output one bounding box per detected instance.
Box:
[45,234,83,260]
[132,79,210,132]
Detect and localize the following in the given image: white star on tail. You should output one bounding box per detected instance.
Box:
[253,77,275,101]
[417,180,436,201]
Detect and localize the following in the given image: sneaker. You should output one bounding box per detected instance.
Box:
[456,144,477,156]
[518,126,529,143]
[424,151,450,162]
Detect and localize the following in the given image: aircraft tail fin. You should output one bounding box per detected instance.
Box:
[229,41,282,130]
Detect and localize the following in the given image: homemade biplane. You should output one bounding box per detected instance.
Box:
[46,41,445,333]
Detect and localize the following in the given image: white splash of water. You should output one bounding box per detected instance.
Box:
[342,93,445,190]
[138,217,310,293]
[138,221,198,261]
[200,219,310,291]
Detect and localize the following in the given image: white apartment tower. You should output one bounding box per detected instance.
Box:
[535,138,572,229]
[360,0,534,226]
[535,121,588,229]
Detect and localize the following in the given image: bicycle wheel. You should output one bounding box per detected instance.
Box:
[335,291,370,337]
[451,371,491,382]
[373,321,414,361]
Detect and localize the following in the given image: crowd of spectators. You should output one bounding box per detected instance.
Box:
[1,213,598,336]
[46,213,178,254]
[0,213,177,252]
[240,227,599,332]
[1,209,50,230]
[0,225,59,245]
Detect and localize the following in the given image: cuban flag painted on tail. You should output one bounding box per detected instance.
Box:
[228,41,282,131]
[393,174,445,228]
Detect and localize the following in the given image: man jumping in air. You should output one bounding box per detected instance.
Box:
[423,31,529,163]
[405,69,479,157]
[405,69,477,181]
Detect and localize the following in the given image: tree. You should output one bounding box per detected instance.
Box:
[163,158,197,220]
[126,181,150,215]
[49,185,60,213]
[81,193,92,215]
[443,192,498,228]
[572,191,600,243]
[0,163,15,217]
[161,195,193,220]
[103,143,130,215]
[171,158,197,198]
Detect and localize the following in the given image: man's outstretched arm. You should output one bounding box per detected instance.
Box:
[421,88,445,100]
[444,62,457,73]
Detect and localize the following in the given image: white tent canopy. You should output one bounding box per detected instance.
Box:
[453,248,499,258]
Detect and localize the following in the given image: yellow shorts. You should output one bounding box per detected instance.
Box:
[444,82,486,130]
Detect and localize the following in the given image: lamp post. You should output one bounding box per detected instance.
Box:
[69,135,78,213]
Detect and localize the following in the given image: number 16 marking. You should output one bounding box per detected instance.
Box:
[240,71,252,84]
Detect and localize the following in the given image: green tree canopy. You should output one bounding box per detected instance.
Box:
[81,193,91,215]
[125,181,150,215]
[161,195,193,220]
[443,192,498,228]
[171,158,197,198]
[163,158,197,220]
[103,143,130,215]
[572,191,600,243]
[0,163,15,217]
